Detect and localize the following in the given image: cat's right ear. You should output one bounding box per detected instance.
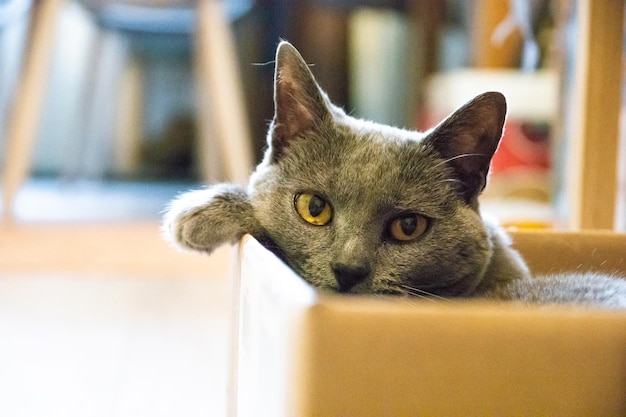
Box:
[425,92,507,204]
[162,184,261,254]
[269,41,332,161]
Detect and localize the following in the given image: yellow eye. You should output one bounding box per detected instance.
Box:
[389,213,429,242]
[294,193,332,226]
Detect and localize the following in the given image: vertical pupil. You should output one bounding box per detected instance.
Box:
[400,215,417,235]
[308,196,325,217]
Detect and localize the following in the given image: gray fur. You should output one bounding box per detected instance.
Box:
[484,273,626,308]
[162,183,260,254]
[163,41,625,308]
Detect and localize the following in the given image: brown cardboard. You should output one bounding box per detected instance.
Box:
[232,231,626,417]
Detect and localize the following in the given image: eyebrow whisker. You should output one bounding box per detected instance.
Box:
[433,153,485,169]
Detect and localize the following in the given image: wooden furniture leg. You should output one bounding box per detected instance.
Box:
[2,0,65,221]
[195,0,254,184]
[114,55,143,176]
[566,0,624,229]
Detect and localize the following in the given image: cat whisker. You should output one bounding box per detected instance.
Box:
[434,178,463,187]
[404,291,438,303]
[251,60,276,66]
[433,153,485,169]
[399,284,450,303]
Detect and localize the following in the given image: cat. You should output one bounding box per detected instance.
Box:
[163,41,626,309]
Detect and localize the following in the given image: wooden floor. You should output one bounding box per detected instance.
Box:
[0,221,231,276]
[1,216,235,416]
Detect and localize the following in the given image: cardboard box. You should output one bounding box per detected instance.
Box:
[232,231,626,417]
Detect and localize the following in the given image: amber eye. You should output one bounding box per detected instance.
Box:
[294,193,333,226]
[388,213,429,242]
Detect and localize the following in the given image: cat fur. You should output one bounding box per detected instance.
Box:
[162,41,626,308]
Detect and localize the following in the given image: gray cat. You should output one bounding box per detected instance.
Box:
[163,41,626,308]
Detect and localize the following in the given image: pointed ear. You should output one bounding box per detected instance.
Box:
[162,184,261,254]
[269,41,331,161]
[425,92,507,203]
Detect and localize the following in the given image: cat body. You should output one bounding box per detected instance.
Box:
[163,41,626,308]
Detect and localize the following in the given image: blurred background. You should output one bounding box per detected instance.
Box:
[0,0,624,226]
[0,0,625,416]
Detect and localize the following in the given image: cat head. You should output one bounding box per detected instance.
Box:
[164,41,512,296]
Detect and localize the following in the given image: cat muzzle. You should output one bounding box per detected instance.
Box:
[332,263,371,293]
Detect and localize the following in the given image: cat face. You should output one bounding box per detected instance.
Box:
[248,42,507,296]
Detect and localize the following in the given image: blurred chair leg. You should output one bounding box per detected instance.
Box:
[81,29,128,179]
[566,0,623,229]
[195,0,254,184]
[114,56,144,176]
[62,23,100,180]
[2,0,65,221]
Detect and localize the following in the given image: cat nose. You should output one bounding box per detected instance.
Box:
[332,263,371,293]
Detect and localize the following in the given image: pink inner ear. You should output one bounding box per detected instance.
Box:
[273,59,327,143]
[280,101,316,138]
[275,77,317,139]
[269,42,333,160]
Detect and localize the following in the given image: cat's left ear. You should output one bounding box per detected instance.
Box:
[269,41,333,161]
[425,92,507,204]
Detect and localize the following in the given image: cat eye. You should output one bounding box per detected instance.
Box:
[388,213,429,242]
[294,193,333,226]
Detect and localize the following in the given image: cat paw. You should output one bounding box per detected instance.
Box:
[162,183,259,254]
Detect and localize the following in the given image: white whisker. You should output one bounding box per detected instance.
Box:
[434,178,463,187]
[433,153,485,169]
[399,284,450,303]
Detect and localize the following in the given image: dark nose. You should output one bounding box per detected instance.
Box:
[332,263,371,293]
